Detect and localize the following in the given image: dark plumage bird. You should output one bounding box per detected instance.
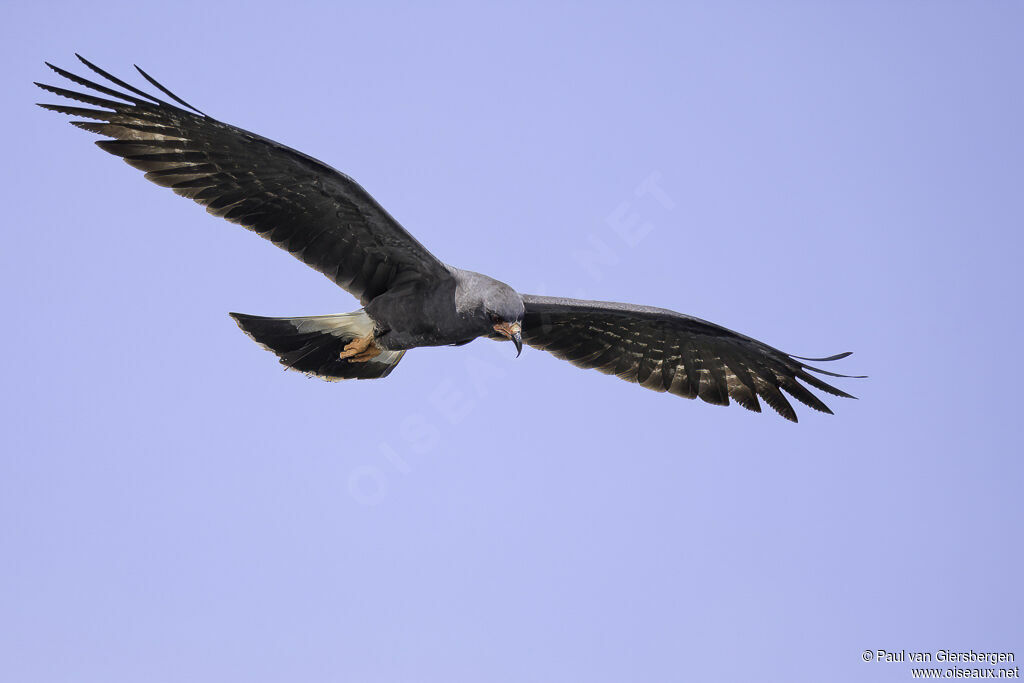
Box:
[37,56,863,422]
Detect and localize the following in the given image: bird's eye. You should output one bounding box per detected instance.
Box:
[489,312,501,323]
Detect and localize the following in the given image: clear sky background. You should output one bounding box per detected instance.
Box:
[2,2,1021,682]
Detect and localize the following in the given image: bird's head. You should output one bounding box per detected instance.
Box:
[451,268,525,356]
[487,289,524,357]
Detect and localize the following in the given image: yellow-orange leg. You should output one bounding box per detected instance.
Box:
[339,335,382,363]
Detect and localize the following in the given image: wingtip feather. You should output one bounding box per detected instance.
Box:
[791,351,854,362]
[134,63,206,115]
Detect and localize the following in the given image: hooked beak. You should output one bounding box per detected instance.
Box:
[493,322,523,357]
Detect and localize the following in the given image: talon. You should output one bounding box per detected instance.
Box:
[339,334,381,362]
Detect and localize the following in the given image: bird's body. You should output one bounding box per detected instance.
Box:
[38,56,862,422]
[367,266,523,351]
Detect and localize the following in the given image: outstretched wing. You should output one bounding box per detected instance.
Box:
[521,295,862,422]
[36,56,451,305]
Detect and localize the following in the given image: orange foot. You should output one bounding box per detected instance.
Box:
[339,335,382,363]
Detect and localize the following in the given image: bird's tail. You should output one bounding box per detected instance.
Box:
[230,310,404,381]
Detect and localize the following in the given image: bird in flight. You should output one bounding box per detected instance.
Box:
[37,56,862,422]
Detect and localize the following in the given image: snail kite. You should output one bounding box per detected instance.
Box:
[37,56,862,422]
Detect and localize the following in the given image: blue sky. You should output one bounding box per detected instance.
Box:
[2,2,1022,681]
